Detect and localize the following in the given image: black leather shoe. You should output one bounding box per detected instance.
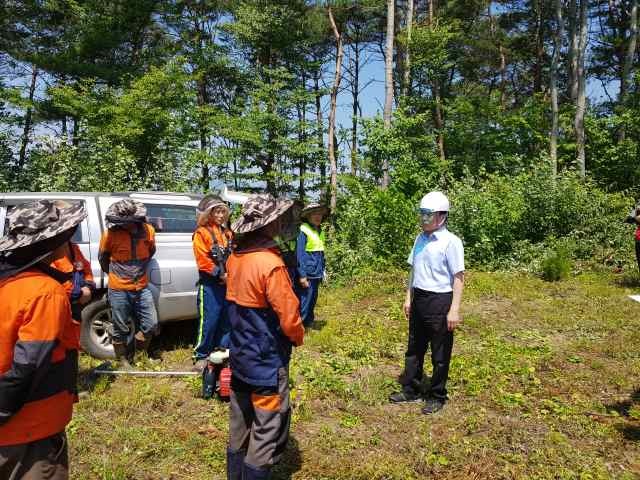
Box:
[389,391,422,403]
[421,398,445,414]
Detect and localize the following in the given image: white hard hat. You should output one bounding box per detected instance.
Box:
[419,191,450,212]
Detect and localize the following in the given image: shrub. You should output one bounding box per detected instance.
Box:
[541,248,572,281]
[327,166,635,278]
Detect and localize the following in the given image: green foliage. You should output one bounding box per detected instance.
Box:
[24,61,194,192]
[359,110,443,193]
[328,166,634,276]
[327,178,419,277]
[541,248,572,281]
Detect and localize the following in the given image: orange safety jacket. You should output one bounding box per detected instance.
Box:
[192,223,232,277]
[0,269,79,446]
[226,247,304,386]
[50,242,94,298]
[98,223,156,291]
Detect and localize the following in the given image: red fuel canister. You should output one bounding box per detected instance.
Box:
[218,367,232,400]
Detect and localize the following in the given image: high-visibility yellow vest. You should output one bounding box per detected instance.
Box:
[300,223,325,252]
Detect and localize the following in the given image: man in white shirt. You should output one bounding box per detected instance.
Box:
[389,191,465,414]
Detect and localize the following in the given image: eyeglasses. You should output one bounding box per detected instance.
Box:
[418,208,436,224]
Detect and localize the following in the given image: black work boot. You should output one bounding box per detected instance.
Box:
[422,397,445,414]
[389,389,422,403]
[134,332,159,364]
[112,342,133,371]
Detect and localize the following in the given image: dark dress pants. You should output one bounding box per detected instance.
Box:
[399,288,454,401]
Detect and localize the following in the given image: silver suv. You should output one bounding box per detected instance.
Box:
[0,192,205,359]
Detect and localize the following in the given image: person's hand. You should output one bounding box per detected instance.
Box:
[299,277,310,289]
[78,287,92,305]
[219,273,227,284]
[447,309,462,331]
[403,300,411,319]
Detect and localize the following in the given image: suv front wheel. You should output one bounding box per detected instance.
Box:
[80,296,115,359]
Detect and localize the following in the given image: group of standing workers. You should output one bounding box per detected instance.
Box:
[190,195,327,371]
[0,189,464,480]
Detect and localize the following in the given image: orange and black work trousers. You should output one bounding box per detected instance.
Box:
[399,288,454,401]
[0,431,69,480]
[227,367,291,480]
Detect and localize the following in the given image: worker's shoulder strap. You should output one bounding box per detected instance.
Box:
[207,225,231,247]
[35,262,72,284]
[206,226,219,246]
[128,224,152,261]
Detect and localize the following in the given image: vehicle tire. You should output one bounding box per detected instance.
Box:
[80,296,115,359]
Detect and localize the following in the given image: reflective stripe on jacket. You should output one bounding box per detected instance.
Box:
[226,248,303,387]
[0,270,79,446]
[98,223,156,291]
[192,223,232,282]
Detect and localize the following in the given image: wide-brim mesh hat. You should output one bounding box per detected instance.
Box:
[301,203,328,219]
[197,195,229,215]
[232,194,295,234]
[0,200,86,252]
[105,199,147,228]
[0,200,86,279]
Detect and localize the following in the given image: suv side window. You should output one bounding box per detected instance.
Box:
[3,200,89,243]
[145,204,197,233]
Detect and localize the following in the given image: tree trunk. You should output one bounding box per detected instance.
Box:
[568,0,579,101]
[18,67,38,170]
[533,0,544,94]
[350,38,360,176]
[619,0,638,141]
[72,116,79,147]
[314,71,326,193]
[328,7,344,214]
[402,0,414,98]
[550,0,565,176]
[297,72,307,201]
[575,0,588,178]
[197,77,210,191]
[499,46,507,108]
[428,0,445,162]
[433,85,445,162]
[233,148,239,190]
[382,0,395,188]
[488,4,507,108]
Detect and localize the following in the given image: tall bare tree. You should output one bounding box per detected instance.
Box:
[382,0,395,188]
[619,0,638,141]
[488,3,507,108]
[427,0,445,163]
[402,0,414,97]
[328,6,344,213]
[550,0,565,175]
[568,0,579,101]
[18,66,38,170]
[574,0,589,177]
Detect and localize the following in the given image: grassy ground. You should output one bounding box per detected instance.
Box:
[71,270,640,479]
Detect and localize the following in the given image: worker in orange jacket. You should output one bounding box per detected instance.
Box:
[225,194,304,480]
[50,242,95,321]
[98,199,157,367]
[0,199,87,480]
[192,194,233,370]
